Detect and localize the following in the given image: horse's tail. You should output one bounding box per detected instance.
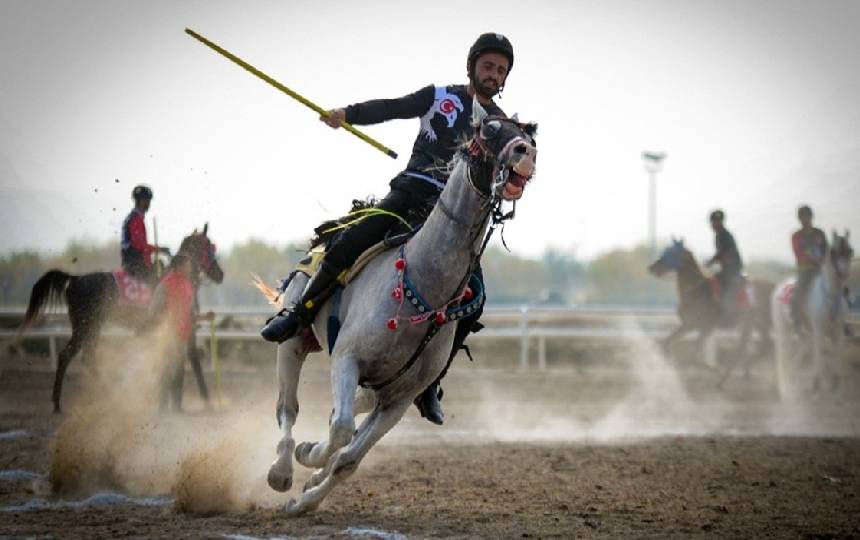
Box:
[20,270,72,332]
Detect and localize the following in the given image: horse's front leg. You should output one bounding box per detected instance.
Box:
[717,322,752,388]
[661,322,689,355]
[696,326,717,368]
[809,322,825,393]
[267,333,313,492]
[295,353,359,470]
[287,399,411,516]
[829,317,846,395]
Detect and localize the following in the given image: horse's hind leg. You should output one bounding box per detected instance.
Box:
[52,333,86,413]
[288,399,411,516]
[295,353,359,470]
[267,334,313,492]
[717,323,751,388]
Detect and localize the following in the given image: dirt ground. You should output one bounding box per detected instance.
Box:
[2,337,860,539]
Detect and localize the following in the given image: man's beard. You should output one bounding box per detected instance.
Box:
[472,76,500,99]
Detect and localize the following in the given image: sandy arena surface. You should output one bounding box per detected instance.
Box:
[1,335,860,539]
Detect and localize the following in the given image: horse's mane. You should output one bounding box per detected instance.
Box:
[679,246,706,279]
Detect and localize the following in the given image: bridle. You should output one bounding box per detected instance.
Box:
[365,118,535,391]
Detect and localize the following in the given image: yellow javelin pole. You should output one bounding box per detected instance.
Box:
[185,28,398,160]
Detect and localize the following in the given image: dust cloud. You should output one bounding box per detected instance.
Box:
[48,325,296,513]
[463,315,860,442]
[46,316,859,513]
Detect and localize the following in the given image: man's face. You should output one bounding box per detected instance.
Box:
[799,214,812,227]
[138,198,151,212]
[710,219,721,232]
[471,51,510,99]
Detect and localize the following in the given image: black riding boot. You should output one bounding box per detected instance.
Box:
[413,313,484,425]
[261,262,341,343]
[415,383,444,425]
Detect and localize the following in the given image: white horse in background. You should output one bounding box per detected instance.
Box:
[772,231,853,399]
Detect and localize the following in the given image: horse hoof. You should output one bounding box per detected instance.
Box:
[267,461,293,492]
[294,441,316,468]
[303,472,324,493]
[285,498,309,517]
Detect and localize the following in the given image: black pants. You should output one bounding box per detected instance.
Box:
[324,187,426,272]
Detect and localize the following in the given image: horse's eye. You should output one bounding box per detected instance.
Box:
[481,120,501,139]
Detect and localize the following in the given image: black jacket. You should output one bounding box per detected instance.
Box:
[345,84,505,193]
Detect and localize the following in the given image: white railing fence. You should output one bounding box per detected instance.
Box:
[2,306,858,371]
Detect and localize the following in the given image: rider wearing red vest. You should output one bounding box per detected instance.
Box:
[121,185,169,283]
[148,254,212,411]
[790,205,827,332]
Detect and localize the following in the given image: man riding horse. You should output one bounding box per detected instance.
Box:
[705,209,744,319]
[790,205,827,334]
[261,32,516,425]
[121,185,170,285]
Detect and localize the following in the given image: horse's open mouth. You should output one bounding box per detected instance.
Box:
[503,170,529,200]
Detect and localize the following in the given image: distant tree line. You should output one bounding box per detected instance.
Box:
[0,238,813,308]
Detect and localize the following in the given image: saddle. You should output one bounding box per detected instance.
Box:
[290,196,432,287]
[776,281,795,306]
[708,276,755,310]
[112,269,153,306]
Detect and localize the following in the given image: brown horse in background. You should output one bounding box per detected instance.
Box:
[20,226,224,412]
[648,239,773,384]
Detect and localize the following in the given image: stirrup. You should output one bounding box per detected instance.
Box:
[260,306,306,343]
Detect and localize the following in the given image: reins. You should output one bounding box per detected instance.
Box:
[360,136,520,392]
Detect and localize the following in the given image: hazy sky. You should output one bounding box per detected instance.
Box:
[1,0,858,263]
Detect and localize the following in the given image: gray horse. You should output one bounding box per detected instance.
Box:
[265,100,537,515]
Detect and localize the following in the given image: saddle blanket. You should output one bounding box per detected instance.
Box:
[112,269,152,306]
[776,281,795,306]
[709,278,756,309]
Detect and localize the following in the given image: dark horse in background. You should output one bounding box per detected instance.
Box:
[648,239,773,386]
[20,225,224,412]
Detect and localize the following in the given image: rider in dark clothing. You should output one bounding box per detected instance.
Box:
[261,33,515,425]
[705,209,743,316]
[121,185,169,284]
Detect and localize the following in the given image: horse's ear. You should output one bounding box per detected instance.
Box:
[680,237,685,246]
[203,223,208,236]
[511,113,519,122]
[524,122,538,138]
[472,97,488,126]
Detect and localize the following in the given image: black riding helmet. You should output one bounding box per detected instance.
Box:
[132,184,153,201]
[468,32,514,77]
[797,205,813,218]
[709,209,725,222]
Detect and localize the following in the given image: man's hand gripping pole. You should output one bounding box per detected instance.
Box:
[185,28,398,160]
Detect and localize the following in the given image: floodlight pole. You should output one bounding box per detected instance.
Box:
[642,151,667,256]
